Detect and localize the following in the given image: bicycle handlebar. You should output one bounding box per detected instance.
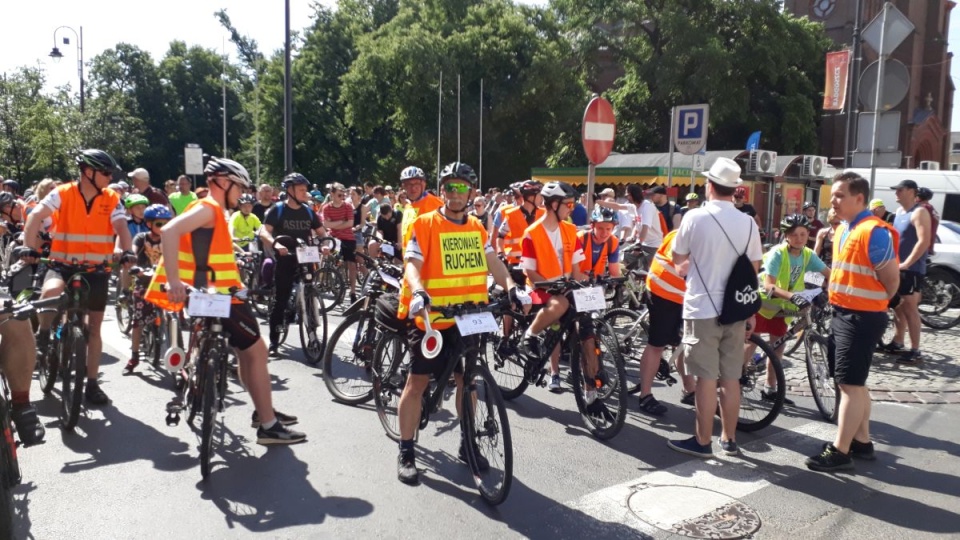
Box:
[429,295,513,318]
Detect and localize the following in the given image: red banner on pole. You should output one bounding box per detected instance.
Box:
[823,50,851,111]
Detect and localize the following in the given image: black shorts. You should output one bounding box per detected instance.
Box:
[408,326,465,380]
[222,302,261,351]
[45,269,109,312]
[339,239,357,263]
[646,293,683,348]
[898,271,923,296]
[829,307,887,386]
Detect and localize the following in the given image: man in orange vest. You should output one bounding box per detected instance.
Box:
[398,166,443,251]
[495,180,543,356]
[146,157,306,445]
[395,162,527,485]
[806,172,899,472]
[24,149,134,406]
[577,208,622,279]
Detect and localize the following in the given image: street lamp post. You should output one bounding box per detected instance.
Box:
[49,26,84,113]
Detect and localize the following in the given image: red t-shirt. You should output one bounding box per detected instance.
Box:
[322,202,356,241]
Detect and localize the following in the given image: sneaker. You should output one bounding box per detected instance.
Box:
[761,388,795,406]
[584,388,598,405]
[548,374,562,393]
[123,358,140,374]
[397,451,419,484]
[11,404,45,447]
[822,440,877,461]
[896,349,923,366]
[268,344,280,358]
[638,394,667,416]
[250,409,299,428]
[680,390,696,406]
[805,443,854,472]
[720,439,739,456]
[668,436,713,458]
[458,439,490,471]
[85,381,110,406]
[876,341,904,354]
[520,334,542,359]
[256,421,307,445]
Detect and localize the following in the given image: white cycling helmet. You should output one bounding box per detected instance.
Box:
[400,166,425,182]
[540,181,577,201]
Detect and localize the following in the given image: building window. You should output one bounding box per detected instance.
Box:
[953,143,960,155]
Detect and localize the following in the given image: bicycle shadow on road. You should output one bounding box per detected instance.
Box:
[198,426,374,533]
[12,481,38,540]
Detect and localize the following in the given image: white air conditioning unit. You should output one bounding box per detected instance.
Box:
[920,160,940,170]
[951,163,960,171]
[748,149,777,175]
[801,155,827,178]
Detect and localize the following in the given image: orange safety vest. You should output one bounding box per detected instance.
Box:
[523,216,578,284]
[400,193,443,251]
[397,212,490,330]
[48,183,121,264]
[828,215,899,312]
[144,198,244,312]
[646,230,685,305]
[577,231,619,276]
[502,205,544,263]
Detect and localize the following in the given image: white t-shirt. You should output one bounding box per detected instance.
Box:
[638,199,663,248]
[615,205,636,239]
[673,200,763,319]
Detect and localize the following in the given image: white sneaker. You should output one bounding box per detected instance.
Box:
[548,374,561,392]
[585,388,598,405]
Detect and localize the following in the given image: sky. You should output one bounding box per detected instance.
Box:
[2,1,959,129]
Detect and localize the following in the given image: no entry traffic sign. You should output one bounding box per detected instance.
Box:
[582,96,616,164]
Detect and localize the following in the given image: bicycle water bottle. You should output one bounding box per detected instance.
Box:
[752,353,763,366]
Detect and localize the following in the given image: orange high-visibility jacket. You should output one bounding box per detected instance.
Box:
[48,183,121,264]
[523,216,578,285]
[646,230,685,305]
[829,215,899,312]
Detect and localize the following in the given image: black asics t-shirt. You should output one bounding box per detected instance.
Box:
[263,203,322,242]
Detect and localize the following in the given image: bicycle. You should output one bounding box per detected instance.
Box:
[235,242,269,317]
[371,298,514,505]
[918,266,960,330]
[163,285,248,479]
[313,237,347,313]
[268,236,329,363]
[321,259,403,402]
[128,266,182,370]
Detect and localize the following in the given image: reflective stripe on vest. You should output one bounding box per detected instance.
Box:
[757,244,812,319]
[502,206,543,260]
[828,216,899,312]
[48,183,120,265]
[397,212,490,330]
[646,230,684,304]
[144,198,244,312]
[523,217,577,285]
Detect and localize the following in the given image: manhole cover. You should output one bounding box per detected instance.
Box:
[627,484,761,539]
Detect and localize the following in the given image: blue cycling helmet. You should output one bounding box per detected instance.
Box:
[591,207,619,225]
[144,204,173,221]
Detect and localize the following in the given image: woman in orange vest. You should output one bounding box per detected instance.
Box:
[146,157,306,446]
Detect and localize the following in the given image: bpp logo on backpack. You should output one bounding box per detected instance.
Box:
[735,286,759,305]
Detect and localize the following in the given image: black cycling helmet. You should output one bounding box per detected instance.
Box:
[204,157,252,188]
[281,172,311,190]
[917,187,934,201]
[518,180,543,197]
[439,162,478,188]
[0,192,15,209]
[780,213,811,233]
[75,149,120,174]
[803,201,816,210]
[540,181,577,201]
[2,179,19,192]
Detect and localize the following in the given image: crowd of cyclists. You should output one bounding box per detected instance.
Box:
[0,146,941,501]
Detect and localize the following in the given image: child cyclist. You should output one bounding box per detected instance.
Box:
[747,214,831,403]
[124,204,172,373]
[230,193,262,252]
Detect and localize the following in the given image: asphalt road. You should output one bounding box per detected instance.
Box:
[11,305,960,539]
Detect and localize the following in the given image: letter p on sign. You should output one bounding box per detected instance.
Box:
[673,104,709,156]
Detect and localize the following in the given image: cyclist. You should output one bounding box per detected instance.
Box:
[749,214,831,405]
[229,193,262,251]
[0,297,46,446]
[496,180,543,356]
[23,149,135,405]
[125,194,151,238]
[323,182,361,304]
[259,172,325,357]
[398,166,442,250]
[395,161,526,485]
[578,208,622,279]
[145,157,305,445]
[124,204,171,373]
[518,181,598,396]
[0,192,23,235]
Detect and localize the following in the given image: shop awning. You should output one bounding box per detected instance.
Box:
[530,167,699,187]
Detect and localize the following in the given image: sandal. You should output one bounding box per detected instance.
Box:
[638,394,667,416]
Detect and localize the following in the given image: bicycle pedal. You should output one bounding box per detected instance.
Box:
[165,412,181,426]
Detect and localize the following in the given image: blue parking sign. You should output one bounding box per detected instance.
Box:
[673,104,709,156]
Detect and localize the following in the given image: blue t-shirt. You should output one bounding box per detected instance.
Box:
[838,210,896,265]
[589,236,621,268]
[571,203,588,227]
[765,246,826,286]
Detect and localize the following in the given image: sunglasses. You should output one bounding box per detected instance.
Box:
[561,201,575,209]
[442,182,471,194]
[150,221,168,228]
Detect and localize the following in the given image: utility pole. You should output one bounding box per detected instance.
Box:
[843,0,865,168]
[283,0,293,174]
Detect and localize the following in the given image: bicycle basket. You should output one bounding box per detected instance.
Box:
[375,292,408,335]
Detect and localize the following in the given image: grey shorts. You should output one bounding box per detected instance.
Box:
[681,317,746,381]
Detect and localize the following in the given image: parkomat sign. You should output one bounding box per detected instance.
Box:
[823,50,851,111]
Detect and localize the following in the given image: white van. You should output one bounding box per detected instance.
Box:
[842,168,960,221]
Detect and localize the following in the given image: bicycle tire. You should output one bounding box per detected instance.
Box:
[115,293,132,336]
[372,332,407,442]
[805,334,839,422]
[570,320,628,440]
[918,271,960,330]
[461,363,513,506]
[38,327,59,395]
[298,285,328,364]
[488,313,529,400]
[60,323,87,431]
[602,308,647,395]
[0,398,16,540]
[199,351,218,480]
[322,311,377,404]
[737,334,784,433]
[315,267,346,314]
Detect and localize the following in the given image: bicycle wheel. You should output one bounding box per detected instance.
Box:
[198,351,219,480]
[461,363,513,506]
[115,292,132,336]
[59,323,87,431]
[372,332,408,441]
[805,334,839,422]
[487,313,529,400]
[38,326,60,395]
[570,321,628,440]
[918,270,960,330]
[315,267,346,314]
[0,398,17,540]
[298,286,328,364]
[150,317,164,368]
[737,334,784,433]
[602,308,647,395]
[322,311,377,404]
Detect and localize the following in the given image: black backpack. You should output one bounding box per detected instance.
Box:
[692,212,761,325]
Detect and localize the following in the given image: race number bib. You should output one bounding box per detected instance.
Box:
[573,286,606,312]
[804,271,825,287]
[455,312,498,336]
[296,246,321,263]
[187,291,231,318]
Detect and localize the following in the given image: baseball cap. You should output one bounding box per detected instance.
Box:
[869,198,885,210]
[645,185,667,196]
[890,179,918,191]
[127,167,149,180]
[599,188,615,198]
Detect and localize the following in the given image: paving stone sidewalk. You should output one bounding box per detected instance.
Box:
[781,325,960,404]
